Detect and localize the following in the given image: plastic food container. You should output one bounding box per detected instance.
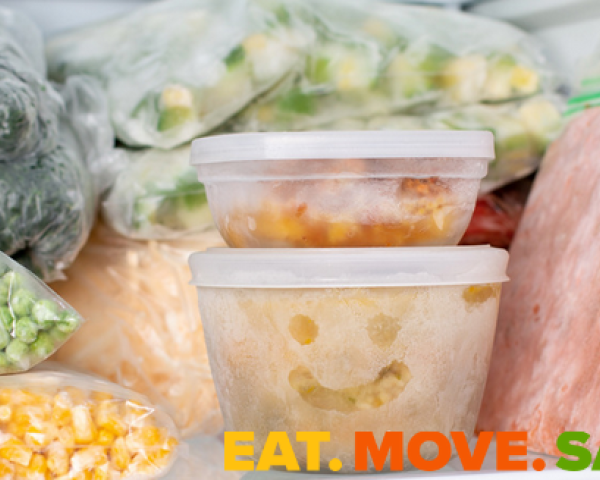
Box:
[189,246,509,473]
[191,131,494,248]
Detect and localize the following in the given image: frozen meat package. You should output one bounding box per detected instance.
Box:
[46,0,312,149]
[0,363,181,479]
[0,252,84,374]
[477,108,600,455]
[51,221,226,438]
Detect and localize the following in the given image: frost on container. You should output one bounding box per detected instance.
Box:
[0,252,84,374]
[0,365,179,479]
[190,247,509,473]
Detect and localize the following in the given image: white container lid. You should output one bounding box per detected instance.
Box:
[190,131,495,164]
[189,246,509,289]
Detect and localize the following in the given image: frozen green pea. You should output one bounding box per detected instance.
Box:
[49,326,69,344]
[57,311,80,334]
[0,307,13,333]
[0,325,10,351]
[30,332,54,359]
[15,317,38,344]
[9,289,37,317]
[2,271,22,291]
[0,352,10,369]
[5,340,29,365]
[32,299,60,329]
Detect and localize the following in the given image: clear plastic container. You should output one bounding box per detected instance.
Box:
[189,246,509,473]
[190,131,494,248]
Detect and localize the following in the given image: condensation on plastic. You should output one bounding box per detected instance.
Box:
[0,7,62,163]
[316,95,564,192]
[0,74,119,282]
[102,145,213,240]
[226,0,563,132]
[45,0,313,149]
[51,221,226,438]
[0,252,84,374]
[0,362,181,479]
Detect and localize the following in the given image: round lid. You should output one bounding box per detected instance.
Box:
[189,246,509,288]
[190,131,495,164]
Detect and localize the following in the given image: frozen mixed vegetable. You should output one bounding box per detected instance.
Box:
[102,146,213,240]
[227,0,561,132]
[52,222,225,438]
[46,0,312,149]
[0,365,180,479]
[0,252,83,373]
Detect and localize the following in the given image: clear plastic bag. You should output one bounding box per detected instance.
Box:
[227,0,562,132]
[46,0,312,149]
[0,362,181,479]
[0,253,84,374]
[0,7,63,163]
[314,95,563,192]
[0,75,118,282]
[51,222,226,438]
[102,146,213,240]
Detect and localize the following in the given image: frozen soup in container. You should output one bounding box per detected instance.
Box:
[190,131,494,248]
[190,246,509,473]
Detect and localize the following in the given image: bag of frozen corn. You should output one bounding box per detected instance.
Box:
[0,252,84,374]
[227,0,562,132]
[46,0,312,149]
[0,363,180,479]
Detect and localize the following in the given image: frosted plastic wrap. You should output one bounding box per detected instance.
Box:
[477,107,600,456]
[102,146,213,240]
[0,75,118,282]
[51,222,226,438]
[0,7,62,163]
[0,363,180,479]
[46,0,312,149]
[0,253,84,373]
[227,0,561,132]
[319,95,563,192]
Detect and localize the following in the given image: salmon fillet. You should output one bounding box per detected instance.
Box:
[477,108,600,455]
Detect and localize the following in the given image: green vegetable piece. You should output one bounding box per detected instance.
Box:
[49,326,70,344]
[274,5,291,25]
[157,106,194,132]
[1,272,22,300]
[32,299,60,329]
[277,88,315,115]
[0,353,10,369]
[15,317,39,344]
[307,57,331,85]
[224,45,246,70]
[5,340,29,366]
[30,332,54,359]
[0,307,13,333]
[57,311,80,335]
[0,325,10,351]
[8,289,37,317]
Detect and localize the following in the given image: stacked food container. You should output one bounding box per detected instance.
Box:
[188,131,509,473]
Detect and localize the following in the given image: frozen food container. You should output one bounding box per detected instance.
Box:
[189,246,509,473]
[191,131,494,248]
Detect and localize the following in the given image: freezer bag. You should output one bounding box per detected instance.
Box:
[477,107,600,456]
[46,0,312,149]
[51,222,226,438]
[0,7,62,163]
[0,253,84,374]
[0,75,118,282]
[316,95,563,192]
[0,363,180,479]
[102,145,213,240]
[228,0,561,132]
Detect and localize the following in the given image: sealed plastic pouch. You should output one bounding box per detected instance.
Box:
[0,252,84,373]
[0,363,180,479]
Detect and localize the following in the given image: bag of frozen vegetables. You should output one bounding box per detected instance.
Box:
[0,252,83,374]
[46,0,312,149]
[102,146,213,240]
[0,7,62,163]
[227,0,562,132]
[0,362,181,479]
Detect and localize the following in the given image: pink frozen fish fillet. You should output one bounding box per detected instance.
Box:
[477,108,600,456]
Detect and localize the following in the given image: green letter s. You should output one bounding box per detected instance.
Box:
[556,432,592,472]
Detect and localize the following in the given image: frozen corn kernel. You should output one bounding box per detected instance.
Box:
[16,452,47,478]
[0,459,13,479]
[71,446,107,473]
[47,442,70,476]
[95,429,115,447]
[52,392,73,428]
[72,405,97,444]
[110,437,130,471]
[95,402,126,437]
[0,438,33,466]
[0,406,11,423]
